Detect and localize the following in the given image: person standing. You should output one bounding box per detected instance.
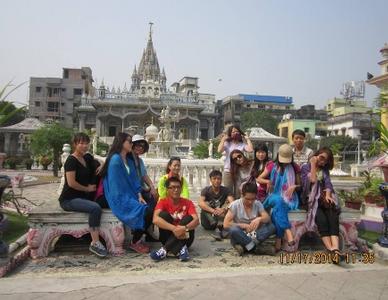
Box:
[217,124,253,192]
[291,129,313,167]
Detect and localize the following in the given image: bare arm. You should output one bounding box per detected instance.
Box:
[198,195,215,214]
[223,209,249,230]
[244,136,253,152]
[66,171,95,192]
[185,213,199,230]
[257,167,270,185]
[309,157,318,184]
[226,195,234,205]
[217,135,227,153]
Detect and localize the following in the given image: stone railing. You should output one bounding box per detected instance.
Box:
[143,158,224,194]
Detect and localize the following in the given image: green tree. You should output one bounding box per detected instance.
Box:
[30,123,73,177]
[0,81,26,126]
[241,110,278,134]
[319,135,358,154]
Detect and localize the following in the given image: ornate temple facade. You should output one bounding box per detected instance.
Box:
[77,25,217,144]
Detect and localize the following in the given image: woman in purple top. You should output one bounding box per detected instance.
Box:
[301,147,341,257]
[217,124,253,193]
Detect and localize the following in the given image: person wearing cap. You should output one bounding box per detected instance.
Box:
[258,144,300,252]
[131,134,158,206]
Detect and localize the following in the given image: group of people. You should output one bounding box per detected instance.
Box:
[59,124,341,262]
[209,125,340,257]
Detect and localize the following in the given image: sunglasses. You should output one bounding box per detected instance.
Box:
[232,154,243,161]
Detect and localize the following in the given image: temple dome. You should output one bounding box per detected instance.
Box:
[145,123,158,140]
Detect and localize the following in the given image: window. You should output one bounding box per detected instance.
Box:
[109,126,117,137]
[35,101,40,107]
[35,87,42,93]
[304,127,309,133]
[47,102,59,112]
[73,88,82,96]
[47,87,53,97]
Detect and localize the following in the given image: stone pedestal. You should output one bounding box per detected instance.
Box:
[0,153,6,169]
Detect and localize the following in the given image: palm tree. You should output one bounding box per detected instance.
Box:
[0,81,27,126]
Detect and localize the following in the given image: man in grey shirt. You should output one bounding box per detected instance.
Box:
[223,182,276,255]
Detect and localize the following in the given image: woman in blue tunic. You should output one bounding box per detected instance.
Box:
[258,144,300,251]
[99,132,152,254]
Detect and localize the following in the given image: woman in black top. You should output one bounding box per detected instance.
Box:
[59,132,107,258]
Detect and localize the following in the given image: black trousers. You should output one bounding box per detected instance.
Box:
[158,211,195,255]
[315,206,339,237]
[200,210,224,230]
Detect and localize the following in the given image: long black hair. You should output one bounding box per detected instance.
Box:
[165,157,181,174]
[226,124,245,143]
[251,144,269,178]
[99,132,132,178]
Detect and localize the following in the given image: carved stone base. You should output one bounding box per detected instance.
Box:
[282,208,362,252]
[27,209,125,258]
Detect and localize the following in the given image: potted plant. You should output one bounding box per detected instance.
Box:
[40,155,52,170]
[23,157,34,170]
[337,190,363,210]
[5,157,19,169]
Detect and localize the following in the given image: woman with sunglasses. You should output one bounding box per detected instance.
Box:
[217,124,253,192]
[230,149,254,199]
[157,157,189,200]
[100,132,152,254]
[301,147,341,259]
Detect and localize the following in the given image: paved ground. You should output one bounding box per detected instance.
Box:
[1,174,388,299]
[0,265,387,299]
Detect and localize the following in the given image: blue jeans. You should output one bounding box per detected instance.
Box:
[229,222,276,249]
[60,198,102,229]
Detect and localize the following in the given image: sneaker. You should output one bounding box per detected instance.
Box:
[129,240,150,254]
[89,241,108,258]
[150,247,167,261]
[210,228,223,241]
[179,245,190,261]
[233,244,245,256]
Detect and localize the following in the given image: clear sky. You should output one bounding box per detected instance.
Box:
[1,0,387,109]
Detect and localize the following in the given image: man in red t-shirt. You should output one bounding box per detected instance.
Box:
[150,176,199,261]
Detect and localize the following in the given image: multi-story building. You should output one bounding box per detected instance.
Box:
[77,25,217,143]
[326,97,370,118]
[28,67,95,128]
[367,43,388,128]
[221,93,294,126]
[326,112,378,141]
